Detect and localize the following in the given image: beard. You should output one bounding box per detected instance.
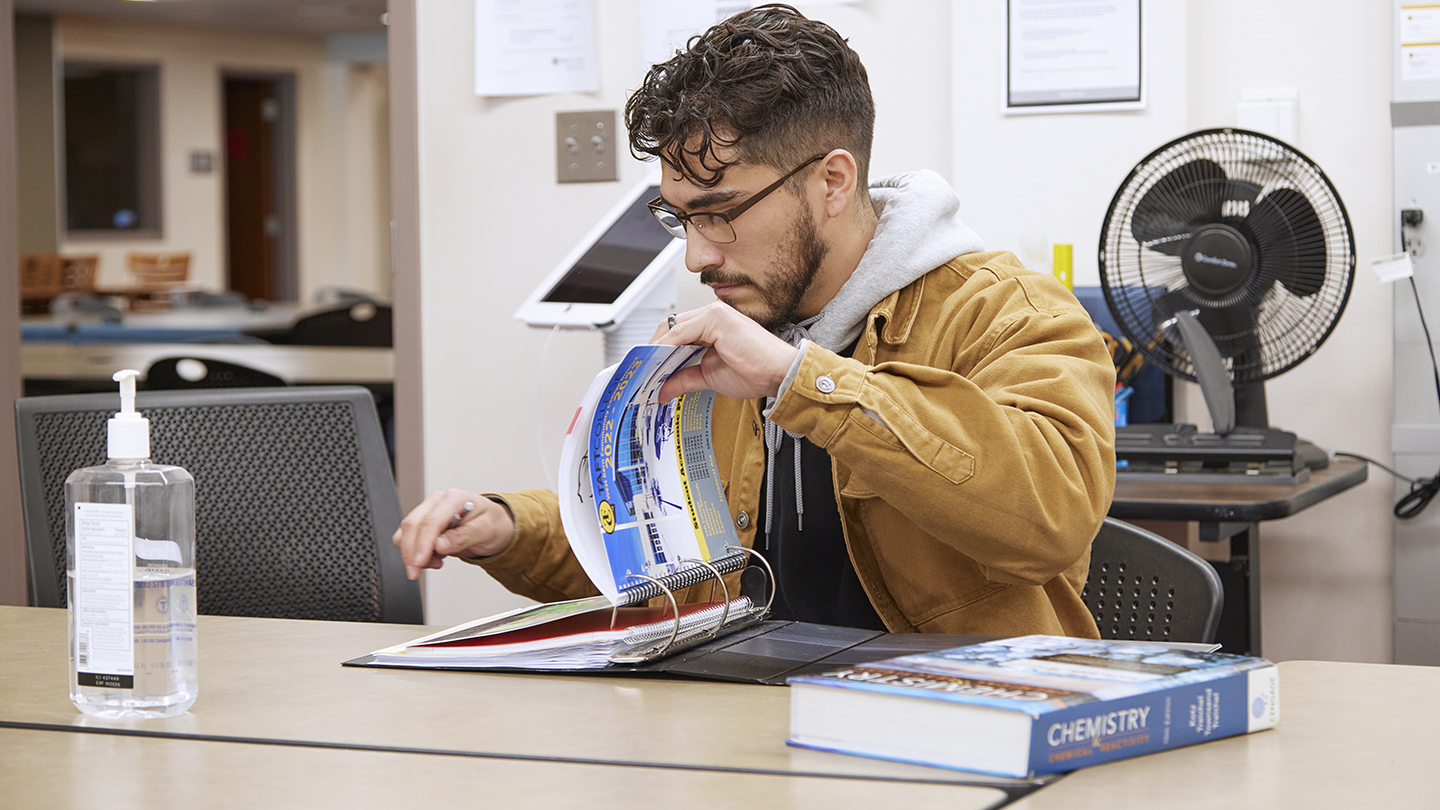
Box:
[699,201,830,332]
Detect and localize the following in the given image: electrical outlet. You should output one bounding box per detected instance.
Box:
[556,110,618,183]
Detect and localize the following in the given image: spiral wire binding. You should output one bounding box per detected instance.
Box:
[608,573,681,663]
[678,557,730,640]
[604,547,774,664]
[614,551,747,605]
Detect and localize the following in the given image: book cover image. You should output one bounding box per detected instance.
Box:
[585,345,738,599]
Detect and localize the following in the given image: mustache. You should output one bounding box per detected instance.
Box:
[699,270,754,287]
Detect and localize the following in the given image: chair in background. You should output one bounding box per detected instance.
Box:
[15,386,423,624]
[126,252,191,312]
[59,254,99,294]
[19,252,63,314]
[144,357,288,389]
[1083,518,1224,644]
[281,302,393,347]
[126,251,191,288]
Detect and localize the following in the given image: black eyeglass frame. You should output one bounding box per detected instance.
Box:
[646,153,828,244]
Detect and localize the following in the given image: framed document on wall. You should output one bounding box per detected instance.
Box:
[1005,0,1144,114]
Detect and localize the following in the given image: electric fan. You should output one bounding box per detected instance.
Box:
[1097,128,1355,481]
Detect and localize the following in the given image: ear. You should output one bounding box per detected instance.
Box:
[816,150,859,219]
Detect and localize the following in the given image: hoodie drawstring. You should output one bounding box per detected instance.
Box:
[763,316,820,543]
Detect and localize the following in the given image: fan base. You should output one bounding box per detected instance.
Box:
[1114,423,1323,484]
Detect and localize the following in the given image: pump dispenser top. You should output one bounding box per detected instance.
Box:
[107,369,150,459]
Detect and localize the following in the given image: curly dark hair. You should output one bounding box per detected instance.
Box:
[625,4,874,190]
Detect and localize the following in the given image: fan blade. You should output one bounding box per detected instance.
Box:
[1225,179,1262,208]
[1130,159,1229,255]
[1244,187,1327,297]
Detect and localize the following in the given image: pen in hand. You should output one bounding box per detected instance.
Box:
[446,501,476,531]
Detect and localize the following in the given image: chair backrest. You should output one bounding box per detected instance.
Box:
[1083,518,1224,644]
[285,302,393,347]
[15,386,422,624]
[59,255,99,293]
[145,357,288,389]
[19,252,63,298]
[127,252,191,288]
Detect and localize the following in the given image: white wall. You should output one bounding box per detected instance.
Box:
[412,0,1399,664]
[1183,1,1394,664]
[51,16,391,302]
[952,1,1189,284]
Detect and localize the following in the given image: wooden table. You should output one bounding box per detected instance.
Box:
[0,728,1005,810]
[1109,458,1368,655]
[1006,660,1437,809]
[0,607,1020,809]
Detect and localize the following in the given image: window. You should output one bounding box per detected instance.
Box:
[62,62,161,236]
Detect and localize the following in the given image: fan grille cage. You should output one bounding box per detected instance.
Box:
[1099,128,1355,384]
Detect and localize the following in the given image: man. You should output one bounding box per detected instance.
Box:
[394,4,1115,637]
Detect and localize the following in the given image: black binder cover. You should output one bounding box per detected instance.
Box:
[344,621,990,686]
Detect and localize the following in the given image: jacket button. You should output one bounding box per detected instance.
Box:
[815,375,836,393]
[736,511,750,529]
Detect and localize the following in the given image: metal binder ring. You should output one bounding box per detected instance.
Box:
[678,557,730,638]
[725,545,776,615]
[624,573,681,657]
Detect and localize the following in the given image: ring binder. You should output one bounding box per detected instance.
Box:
[610,573,682,663]
[678,557,730,641]
[727,545,777,615]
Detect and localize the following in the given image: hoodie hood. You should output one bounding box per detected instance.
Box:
[795,169,985,352]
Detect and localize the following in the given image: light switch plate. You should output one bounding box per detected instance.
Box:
[556,110,618,183]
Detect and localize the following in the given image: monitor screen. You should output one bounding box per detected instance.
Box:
[540,185,673,305]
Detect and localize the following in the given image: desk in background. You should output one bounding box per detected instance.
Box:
[21,304,307,344]
[1109,458,1368,656]
[21,342,392,390]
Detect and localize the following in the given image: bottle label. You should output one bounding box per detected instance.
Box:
[74,502,135,689]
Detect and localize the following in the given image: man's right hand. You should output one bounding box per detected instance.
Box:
[392,489,516,580]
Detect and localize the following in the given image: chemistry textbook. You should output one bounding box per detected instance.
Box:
[787,634,1278,778]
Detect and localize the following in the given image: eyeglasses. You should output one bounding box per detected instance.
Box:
[647,153,827,244]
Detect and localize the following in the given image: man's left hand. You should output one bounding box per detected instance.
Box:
[649,302,799,403]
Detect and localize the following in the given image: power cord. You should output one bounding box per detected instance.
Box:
[1331,451,1439,519]
[535,324,562,492]
[1338,239,1440,518]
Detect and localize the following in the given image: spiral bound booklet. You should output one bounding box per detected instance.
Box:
[359,345,767,671]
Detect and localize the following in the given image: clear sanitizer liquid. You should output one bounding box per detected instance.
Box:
[66,370,197,718]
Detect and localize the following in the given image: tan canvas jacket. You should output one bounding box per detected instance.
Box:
[477,251,1116,637]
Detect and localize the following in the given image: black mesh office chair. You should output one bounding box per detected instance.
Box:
[15,386,422,623]
[1083,518,1224,644]
[144,357,288,389]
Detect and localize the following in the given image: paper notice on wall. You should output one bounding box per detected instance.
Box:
[638,1,761,74]
[475,0,598,96]
[1006,0,1143,111]
[1401,5,1440,81]
[1372,252,1416,284]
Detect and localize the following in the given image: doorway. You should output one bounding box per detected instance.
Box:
[223,74,297,302]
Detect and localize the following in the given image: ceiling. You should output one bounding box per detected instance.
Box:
[12,0,388,36]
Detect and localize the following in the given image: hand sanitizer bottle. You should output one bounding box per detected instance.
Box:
[66,370,198,718]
